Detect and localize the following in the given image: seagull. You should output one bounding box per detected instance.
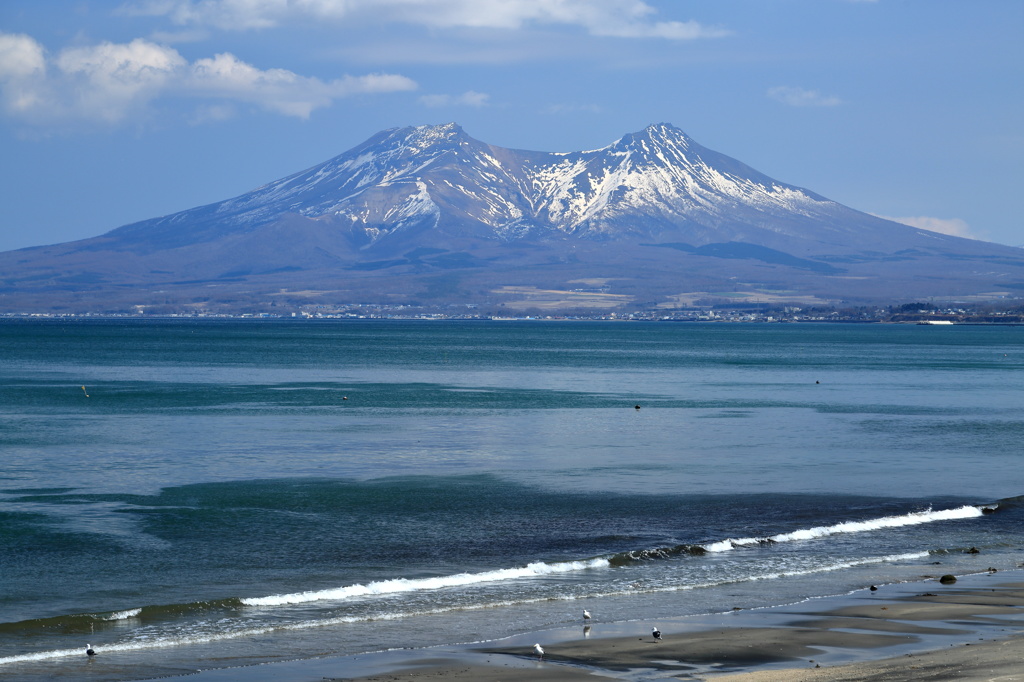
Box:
[652,627,662,642]
[81,386,90,398]
[86,644,96,657]
[583,609,592,622]
[533,643,544,659]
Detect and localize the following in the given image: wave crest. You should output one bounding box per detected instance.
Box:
[242,558,609,607]
[703,505,984,553]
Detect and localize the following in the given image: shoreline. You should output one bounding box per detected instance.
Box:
[157,570,1024,682]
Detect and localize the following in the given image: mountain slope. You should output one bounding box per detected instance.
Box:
[2,123,1022,313]
[104,122,953,251]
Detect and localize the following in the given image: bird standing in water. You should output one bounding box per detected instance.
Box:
[533,643,544,659]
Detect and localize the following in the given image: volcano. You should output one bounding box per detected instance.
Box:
[2,122,1022,313]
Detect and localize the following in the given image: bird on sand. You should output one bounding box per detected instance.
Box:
[533,643,544,659]
[583,609,592,622]
[86,644,96,657]
[652,627,662,642]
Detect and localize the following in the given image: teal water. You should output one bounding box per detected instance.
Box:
[0,320,1021,681]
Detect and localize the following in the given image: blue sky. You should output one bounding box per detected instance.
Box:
[1,0,1021,252]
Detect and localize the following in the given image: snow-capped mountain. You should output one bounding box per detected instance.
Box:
[110,122,932,252]
[2,123,1023,314]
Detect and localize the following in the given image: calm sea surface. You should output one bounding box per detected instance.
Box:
[1,320,1021,681]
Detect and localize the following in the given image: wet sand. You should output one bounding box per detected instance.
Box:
[328,573,1024,682]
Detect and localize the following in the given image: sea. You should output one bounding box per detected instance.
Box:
[1,319,1021,681]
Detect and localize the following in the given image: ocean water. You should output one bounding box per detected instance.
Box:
[0,319,1021,681]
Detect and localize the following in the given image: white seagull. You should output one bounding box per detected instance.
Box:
[533,643,545,659]
[583,609,592,622]
[652,627,662,642]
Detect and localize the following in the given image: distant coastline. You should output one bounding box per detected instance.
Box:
[2,307,1022,324]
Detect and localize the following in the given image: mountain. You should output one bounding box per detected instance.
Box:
[2,122,1023,314]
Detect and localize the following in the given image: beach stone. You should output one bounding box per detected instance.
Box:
[939,574,957,584]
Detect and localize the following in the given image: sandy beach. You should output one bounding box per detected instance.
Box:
[324,572,1023,682]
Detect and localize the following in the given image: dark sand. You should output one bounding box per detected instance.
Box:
[328,574,1024,682]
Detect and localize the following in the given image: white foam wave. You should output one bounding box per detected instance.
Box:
[745,551,931,581]
[703,505,983,553]
[242,558,610,607]
[0,599,553,665]
[104,608,142,621]
[0,623,283,665]
[0,552,937,667]
[611,551,933,599]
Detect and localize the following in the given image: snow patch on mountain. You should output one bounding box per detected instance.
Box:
[109,121,896,250]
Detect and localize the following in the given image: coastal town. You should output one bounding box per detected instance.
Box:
[4,301,1023,324]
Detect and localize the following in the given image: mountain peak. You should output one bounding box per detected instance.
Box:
[7,121,1018,315]
[642,122,685,137]
[603,122,692,153]
[104,121,895,249]
[396,122,467,149]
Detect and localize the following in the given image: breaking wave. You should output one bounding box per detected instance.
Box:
[242,558,610,606]
[0,503,994,668]
[611,504,987,564]
[702,505,985,553]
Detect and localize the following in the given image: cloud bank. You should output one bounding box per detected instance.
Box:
[0,32,416,126]
[123,0,731,39]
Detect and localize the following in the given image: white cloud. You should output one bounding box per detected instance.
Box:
[0,33,48,114]
[0,31,416,126]
[56,39,187,122]
[0,33,46,79]
[123,0,730,40]
[419,90,489,108]
[121,0,284,30]
[189,52,416,118]
[878,215,985,241]
[767,86,842,107]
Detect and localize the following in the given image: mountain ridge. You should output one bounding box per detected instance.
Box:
[103,122,909,248]
[2,122,1022,314]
